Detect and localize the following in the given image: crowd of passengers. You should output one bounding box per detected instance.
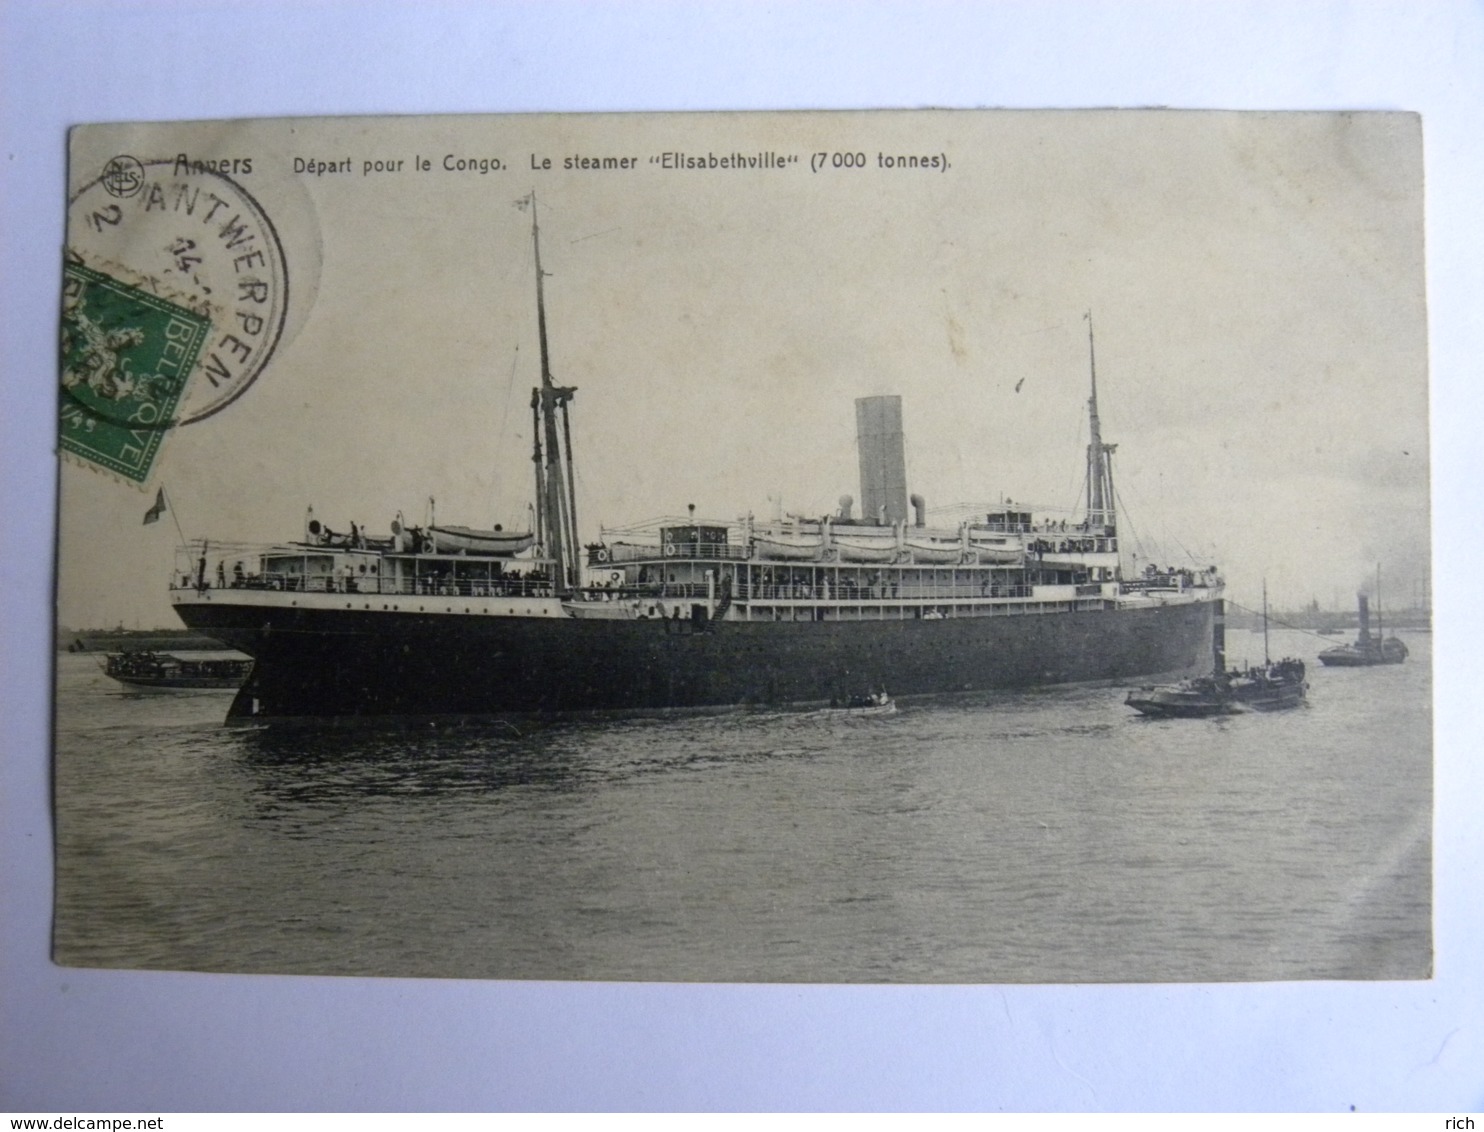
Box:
[1136,563,1220,588]
[1027,536,1113,554]
[181,559,551,597]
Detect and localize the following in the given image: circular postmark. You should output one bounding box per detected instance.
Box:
[63,158,289,445]
[99,155,145,199]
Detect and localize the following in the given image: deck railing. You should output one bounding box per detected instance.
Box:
[602,541,748,563]
[172,574,555,598]
[722,582,1037,602]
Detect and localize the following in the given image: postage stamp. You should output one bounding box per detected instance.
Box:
[59,260,213,483]
[62,154,290,482]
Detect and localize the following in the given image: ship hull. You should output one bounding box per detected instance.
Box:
[1317,649,1406,667]
[1125,694,1234,719]
[175,598,1215,720]
[1232,684,1308,710]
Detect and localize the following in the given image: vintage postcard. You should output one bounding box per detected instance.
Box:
[55,111,1430,982]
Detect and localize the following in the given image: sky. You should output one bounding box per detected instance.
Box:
[58,109,1429,628]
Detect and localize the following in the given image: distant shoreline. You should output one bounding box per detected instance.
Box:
[1223,608,1432,633]
[59,628,230,653]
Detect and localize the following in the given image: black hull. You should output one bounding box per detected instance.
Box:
[1318,636,1408,667]
[1125,697,1233,719]
[1234,687,1308,710]
[176,598,1215,719]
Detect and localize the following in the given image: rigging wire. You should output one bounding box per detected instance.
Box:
[492,346,522,525]
[1162,522,1203,567]
[1072,465,1090,525]
[1110,482,1148,563]
[1222,599,1348,645]
[1064,395,1088,516]
[1113,473,1206,568]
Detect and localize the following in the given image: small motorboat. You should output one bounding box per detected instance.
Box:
[104,650,253,690]
[1125,674,1235,718]
[830,691,897,715]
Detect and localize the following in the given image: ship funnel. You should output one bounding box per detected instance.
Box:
[1358,593,1371,640]
[837,495,854,520]
[855,395,908,526]
[910,494,926,527]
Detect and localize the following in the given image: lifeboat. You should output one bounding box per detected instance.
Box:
[750,531,824,561]
[428,525,535,556]
[904,538,963,564]
[832,534,898,563]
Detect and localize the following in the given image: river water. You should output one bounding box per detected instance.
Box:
[52,628,1431,983]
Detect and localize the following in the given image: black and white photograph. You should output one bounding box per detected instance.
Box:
[54,109,1431,984]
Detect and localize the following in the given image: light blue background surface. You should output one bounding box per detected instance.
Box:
[3,1,1480,1111]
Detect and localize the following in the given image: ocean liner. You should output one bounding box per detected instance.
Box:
[170,196,1222,719]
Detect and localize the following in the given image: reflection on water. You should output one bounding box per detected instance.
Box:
[53,629,1432,983]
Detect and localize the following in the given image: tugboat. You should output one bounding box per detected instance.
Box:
[1127,582,1307,716]
[1227,657,1308,711]
[1226,581,1308,710]
[1319,578,1408,666]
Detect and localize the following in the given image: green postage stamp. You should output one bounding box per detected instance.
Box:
[59,260,212,485]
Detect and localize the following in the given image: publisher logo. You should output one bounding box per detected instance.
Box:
[100,155,145,199]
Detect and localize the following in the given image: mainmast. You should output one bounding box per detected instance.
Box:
[1084,312,1118,532]
[521,192,580,593]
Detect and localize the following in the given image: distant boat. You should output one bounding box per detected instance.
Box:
[104,650,253,690]
[1319,573,1408,667]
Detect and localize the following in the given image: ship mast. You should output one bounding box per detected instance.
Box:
[522,192,580,593]
[1084,312,1118,533]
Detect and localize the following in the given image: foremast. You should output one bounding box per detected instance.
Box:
[521,192,581,593]
[1084,311,1118,534]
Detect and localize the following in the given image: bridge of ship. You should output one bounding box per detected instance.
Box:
[172,542,562,599]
